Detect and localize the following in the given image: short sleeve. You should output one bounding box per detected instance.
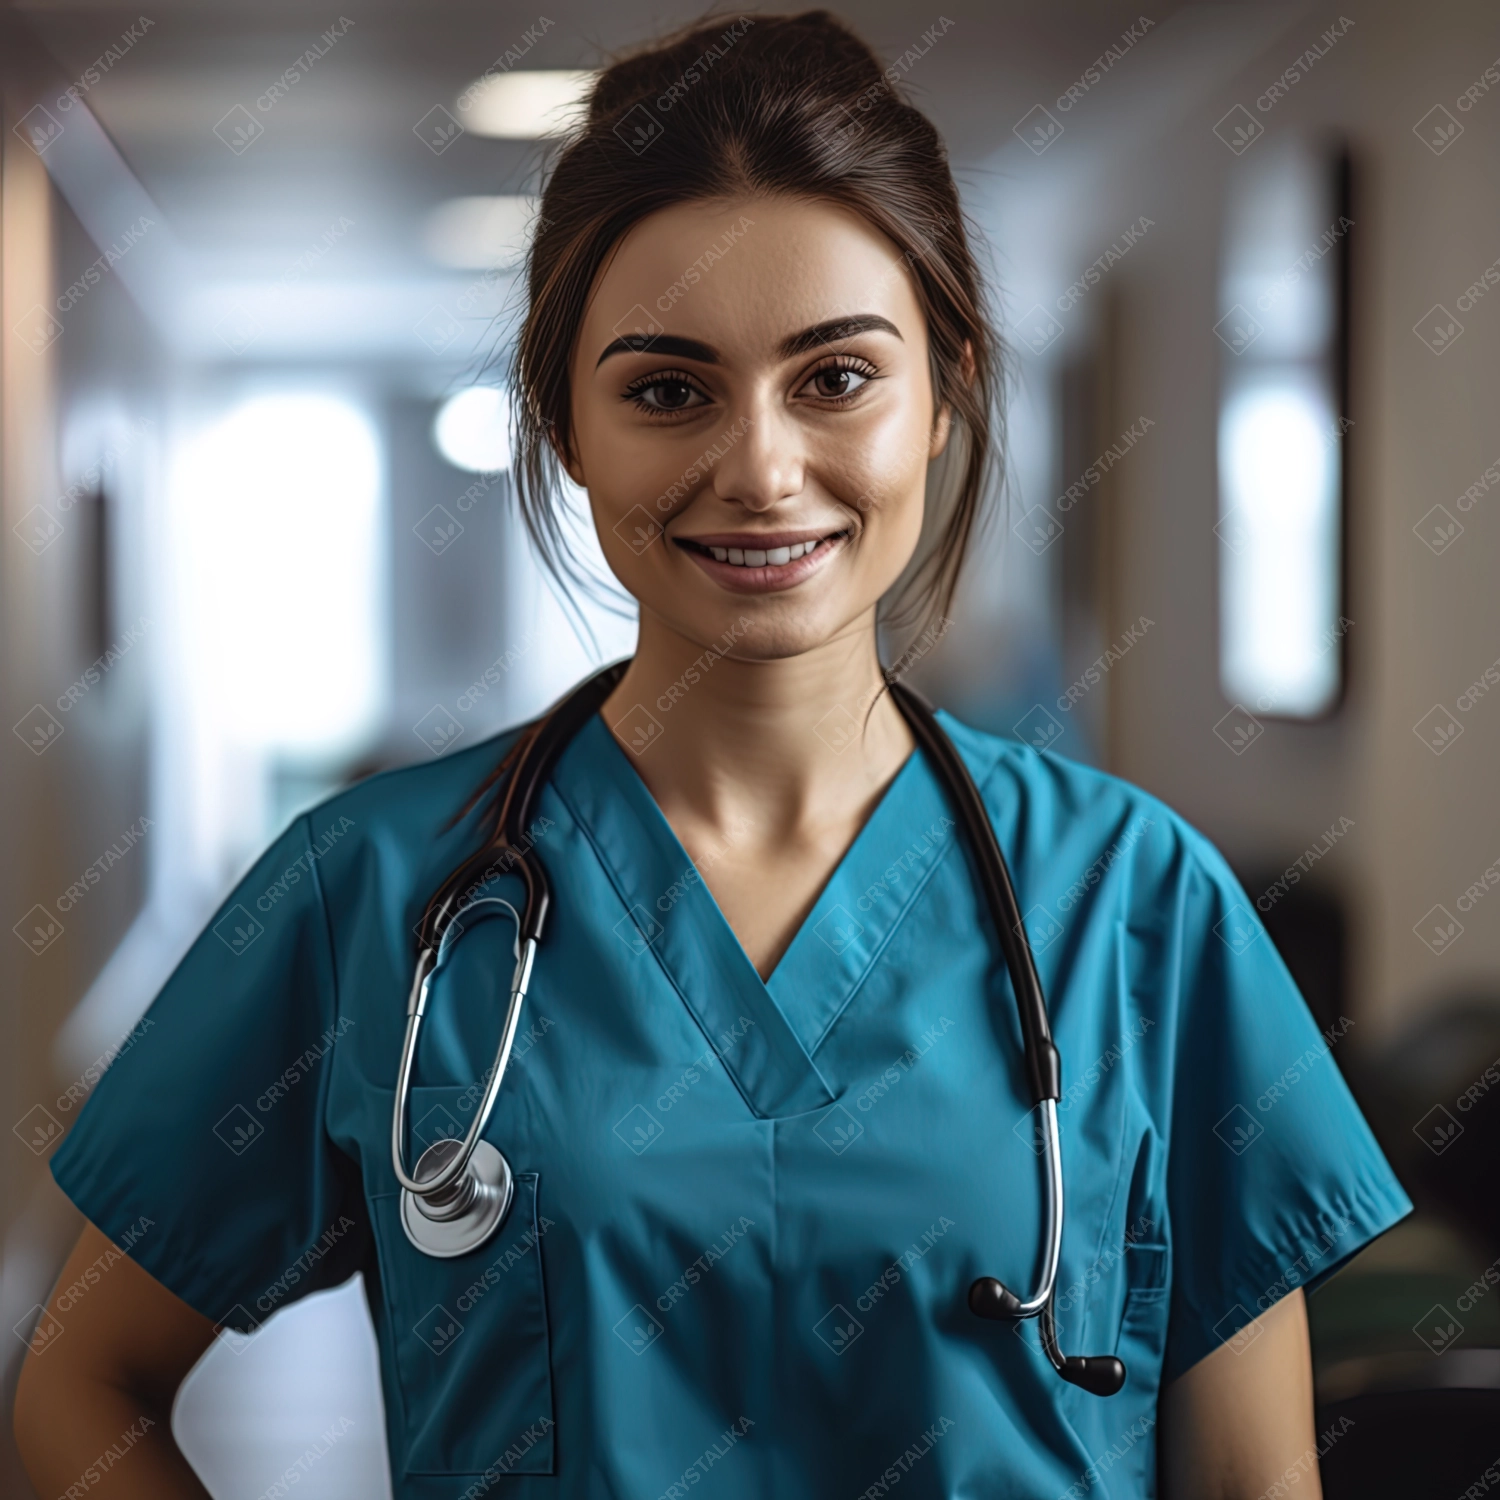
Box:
[49,811,368,1333]
[1161,836,1412,1384]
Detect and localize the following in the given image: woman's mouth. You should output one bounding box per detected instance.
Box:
[674,528,849,593]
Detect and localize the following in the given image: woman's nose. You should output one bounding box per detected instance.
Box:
[709,408,806,513]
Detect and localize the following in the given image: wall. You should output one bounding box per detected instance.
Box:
[1,40,163,1496]
[1093,0,1500,1039]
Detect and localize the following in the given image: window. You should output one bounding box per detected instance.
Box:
[1216,139,1350,719]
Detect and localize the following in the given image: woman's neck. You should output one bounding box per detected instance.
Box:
[599,611,915,842]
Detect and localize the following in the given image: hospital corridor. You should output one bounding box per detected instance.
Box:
[2,0,1500,1496]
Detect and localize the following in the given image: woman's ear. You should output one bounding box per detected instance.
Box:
[929,404,953,460]
[958,338,976,388]
[545,418,586,487]
[929,339,975,460]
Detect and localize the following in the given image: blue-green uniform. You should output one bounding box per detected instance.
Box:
[50,703,1411,1497]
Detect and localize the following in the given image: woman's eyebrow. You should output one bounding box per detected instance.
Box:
[593,313,903,370]
[777,313,902,359]
[595,332,718,369]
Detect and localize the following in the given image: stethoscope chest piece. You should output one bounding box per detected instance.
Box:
[399,1137,515,1258]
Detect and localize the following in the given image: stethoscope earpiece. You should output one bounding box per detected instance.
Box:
[1059,1356,1127,1398]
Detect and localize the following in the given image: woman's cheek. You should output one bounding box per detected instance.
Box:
[836,397,931,516]
[582,440,684,558]
[830,439,928,568]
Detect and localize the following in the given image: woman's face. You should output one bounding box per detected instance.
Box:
[563,194,951,662]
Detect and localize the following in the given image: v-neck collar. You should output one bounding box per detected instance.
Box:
[549,711,957,1119]
[763,742,957,1055]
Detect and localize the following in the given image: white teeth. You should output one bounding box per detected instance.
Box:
[704,538,829,567]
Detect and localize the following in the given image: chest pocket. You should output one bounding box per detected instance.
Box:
[1053,1238,1169,1500]
[1116,1240,1170,1383]
[370,1159,556,1477]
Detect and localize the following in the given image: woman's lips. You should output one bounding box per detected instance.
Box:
[675,531,846,594]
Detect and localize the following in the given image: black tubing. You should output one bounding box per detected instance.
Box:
[886,679,1061,1105]
[506,660,630,943]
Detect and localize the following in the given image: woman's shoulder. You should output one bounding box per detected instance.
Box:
[257,723,530,901]
[317,723,527,832]
[934,708,1228,890]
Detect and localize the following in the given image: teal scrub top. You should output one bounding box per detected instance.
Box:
[50,703,1411,1498]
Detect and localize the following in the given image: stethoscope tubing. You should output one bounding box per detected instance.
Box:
[390,660,1122,1394]
[390,896,535,1199]
[1009,1099,1063,1319]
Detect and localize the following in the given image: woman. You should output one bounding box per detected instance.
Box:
[16,11,1408,1497]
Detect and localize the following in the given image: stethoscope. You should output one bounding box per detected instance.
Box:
[391,659,1127,1397]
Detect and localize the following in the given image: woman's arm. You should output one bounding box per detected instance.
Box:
[1157,1288,1322,1500]
[14,1218,217,1498]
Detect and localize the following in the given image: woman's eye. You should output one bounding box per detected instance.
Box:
[803,364,873,400]
[632,379,707,413]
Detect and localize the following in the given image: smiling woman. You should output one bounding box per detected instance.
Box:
[513,26,995,652]
[571,199,948,647]
[18,10,1409,1500]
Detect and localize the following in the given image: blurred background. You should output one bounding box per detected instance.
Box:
[3,0,1499,1493]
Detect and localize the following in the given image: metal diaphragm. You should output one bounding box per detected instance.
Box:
[399,1137,515,1258]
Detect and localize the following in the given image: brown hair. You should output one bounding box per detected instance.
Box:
[421,9,1002,944]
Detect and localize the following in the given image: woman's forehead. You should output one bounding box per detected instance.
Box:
[579,196,924,363]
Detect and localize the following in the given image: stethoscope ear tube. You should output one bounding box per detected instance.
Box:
[390,900,535,1204]
[887,680,1060,1106]
[507,662,631,944]
[886,679,1125,1397]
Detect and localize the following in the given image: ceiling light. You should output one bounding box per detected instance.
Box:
[458,69,595,138]
[433,387,512,473]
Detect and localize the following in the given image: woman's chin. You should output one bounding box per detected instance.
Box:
[651,605,863,665]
